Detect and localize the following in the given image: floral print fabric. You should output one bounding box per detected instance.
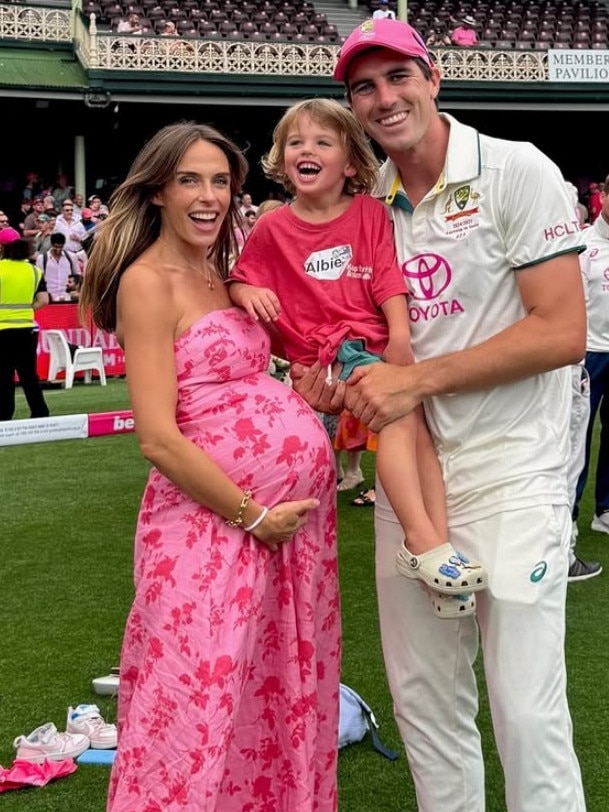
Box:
[108,308,340,812]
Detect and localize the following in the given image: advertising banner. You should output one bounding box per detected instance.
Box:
[36,304,125,380]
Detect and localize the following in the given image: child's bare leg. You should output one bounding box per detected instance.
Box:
[413,405,448,540]
[377,408,487,597]
[376,410,444,556]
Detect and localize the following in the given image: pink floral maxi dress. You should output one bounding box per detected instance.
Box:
[108,308,340,812]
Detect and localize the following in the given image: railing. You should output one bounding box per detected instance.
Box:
[0,3,71,40]
[0,2,550,82]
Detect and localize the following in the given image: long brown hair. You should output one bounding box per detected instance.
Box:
[80,122,248,332]
[262,98,379,196]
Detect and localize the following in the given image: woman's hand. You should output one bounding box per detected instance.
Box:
[251,498,320,552]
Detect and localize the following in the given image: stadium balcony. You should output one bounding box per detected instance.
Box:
[0,1,608,105]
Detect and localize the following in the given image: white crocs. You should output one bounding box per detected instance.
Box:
[66,704,117,749]
[14,722,90,763]
[396,542,488,594]
[428,589,476,619]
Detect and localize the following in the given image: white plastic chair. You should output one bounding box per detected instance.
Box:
[45,329,107,389]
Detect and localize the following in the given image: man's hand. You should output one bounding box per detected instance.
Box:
[345,363,421,432]
[291,361,345,414]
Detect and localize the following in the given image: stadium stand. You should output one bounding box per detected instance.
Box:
[9,0,609,48]
[364,0,609,50]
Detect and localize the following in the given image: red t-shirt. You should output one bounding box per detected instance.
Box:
[231,195,407,366]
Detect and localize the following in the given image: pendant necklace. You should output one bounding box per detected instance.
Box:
[161,238,215,290]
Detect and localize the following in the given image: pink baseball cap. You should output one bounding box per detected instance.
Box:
[334,18,432,82]
[0,227,21,245]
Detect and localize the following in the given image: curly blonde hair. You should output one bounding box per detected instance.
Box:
[261,98,379,196]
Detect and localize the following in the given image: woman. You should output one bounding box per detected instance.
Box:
[79,123,340,812]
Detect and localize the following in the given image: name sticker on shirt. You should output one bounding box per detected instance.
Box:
[304,245,352,280]
[442,184,481,240]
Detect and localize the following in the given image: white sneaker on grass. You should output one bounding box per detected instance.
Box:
[92,671,120,696]
[13,722,90,763]
[591,512,609,534]
[67,704,117,749]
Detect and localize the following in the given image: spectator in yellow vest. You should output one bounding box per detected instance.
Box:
[0,228,50,421]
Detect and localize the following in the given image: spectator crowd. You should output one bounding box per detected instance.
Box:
[0,171,275,302]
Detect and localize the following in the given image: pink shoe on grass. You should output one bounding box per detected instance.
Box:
[66,704,117,749]
[13,722,89,763]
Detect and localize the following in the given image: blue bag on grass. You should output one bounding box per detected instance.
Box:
[339,683,399,760]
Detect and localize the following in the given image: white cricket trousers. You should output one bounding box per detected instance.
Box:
[569,364,591,560]
[375,485,586,812]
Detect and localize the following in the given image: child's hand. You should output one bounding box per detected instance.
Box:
[231,283,281,323]
[383,337,414,366]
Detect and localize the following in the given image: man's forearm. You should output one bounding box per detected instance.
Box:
[412,312,585,401]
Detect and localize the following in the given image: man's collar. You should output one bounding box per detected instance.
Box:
[376,113,482,209]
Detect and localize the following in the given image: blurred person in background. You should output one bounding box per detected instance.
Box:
[451,14,479,46]
[0,227,49,421]
[573,174,609,539]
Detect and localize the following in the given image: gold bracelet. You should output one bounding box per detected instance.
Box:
[225,490,252,528]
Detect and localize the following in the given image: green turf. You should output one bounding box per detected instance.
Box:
[2,379,607,810]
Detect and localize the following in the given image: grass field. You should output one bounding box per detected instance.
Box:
[1,379,608,811]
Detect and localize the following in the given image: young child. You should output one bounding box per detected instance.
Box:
[230,99,488,617]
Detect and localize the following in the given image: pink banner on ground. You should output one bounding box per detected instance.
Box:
[88,410,135,437]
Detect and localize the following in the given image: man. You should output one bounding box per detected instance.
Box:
[161,19,177,35]
[573,173,609,537]
[73,192,85,219]
[33,213,57,255]
[80,207,97,232]
[372,0,396,21]
[0,227,49,421]
[425,25,452,47]
[239,192,259,216]
[12,198,32,234]
[54,199,87,269]
[117,12,143,33]
[450,14,479,46]
[66,272,83,302]
[294,18,587,811]
[36,232,77,302]
[561,183,602,581]
[22,195,46,238]
[52,174,74,208]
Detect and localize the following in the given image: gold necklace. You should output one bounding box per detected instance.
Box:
[161,238,215,290]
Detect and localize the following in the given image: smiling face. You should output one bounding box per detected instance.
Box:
[283,113,356,201]
[347,50,440,158]
[152,139,232,252]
